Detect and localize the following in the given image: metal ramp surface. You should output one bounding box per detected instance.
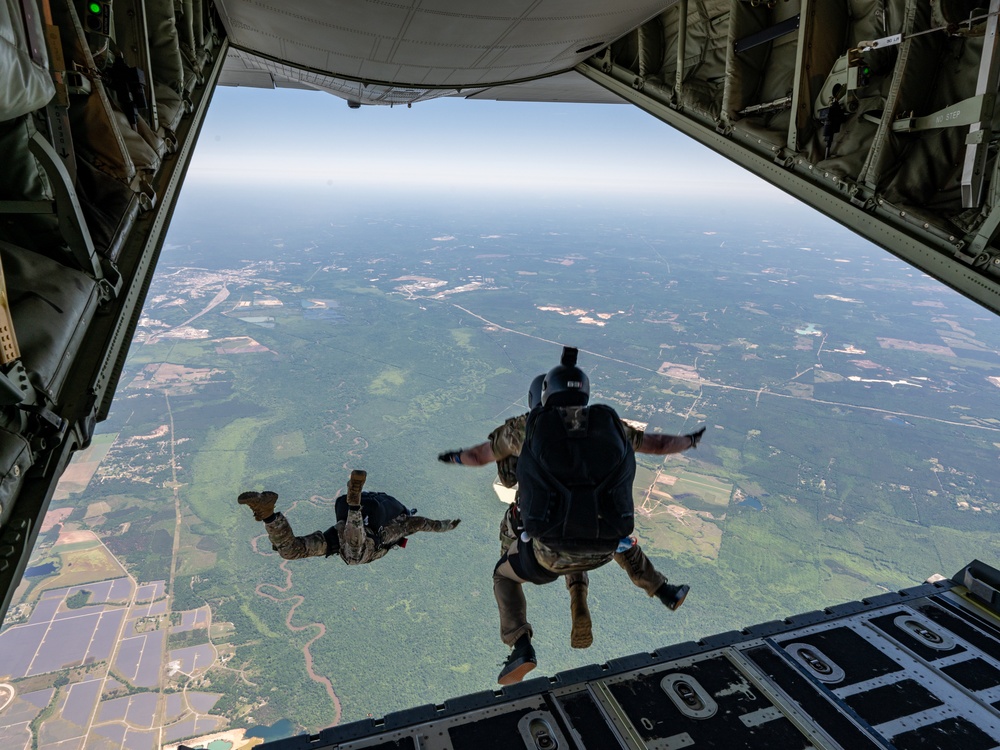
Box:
[259,562,1000,750]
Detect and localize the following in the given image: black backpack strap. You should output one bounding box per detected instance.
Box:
[322,525,341,557]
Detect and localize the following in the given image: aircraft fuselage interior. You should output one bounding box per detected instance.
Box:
[4,1,1000,747]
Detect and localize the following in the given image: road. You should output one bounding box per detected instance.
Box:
[446,302,1000,434]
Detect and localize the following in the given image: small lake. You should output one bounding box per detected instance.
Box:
[740,495,764,511]
[246,719,295,742]
[24,562,56,577]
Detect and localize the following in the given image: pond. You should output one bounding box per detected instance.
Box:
[246,719,295,742]
[24,562,56,577]
[740,495,763,511]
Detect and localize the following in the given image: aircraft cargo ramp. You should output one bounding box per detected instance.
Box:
[255,561,1000,750]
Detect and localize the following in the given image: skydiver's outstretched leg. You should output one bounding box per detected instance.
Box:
[613,544,689,610]
[238,491,328,560]
[566,571,592,649]
[238,490,278,522]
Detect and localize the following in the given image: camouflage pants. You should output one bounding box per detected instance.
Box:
[265,513,328,559]
[498,502,519,554]
[493,540,592,646]
[498,504,664,592]
[613,544,668,596]
[493,504,667,646]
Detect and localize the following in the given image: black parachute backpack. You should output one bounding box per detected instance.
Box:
[332,491,409,550]
[516,404,636,555]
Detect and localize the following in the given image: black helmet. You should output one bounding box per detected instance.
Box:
[541,347,589,407]
[528,373,545,409]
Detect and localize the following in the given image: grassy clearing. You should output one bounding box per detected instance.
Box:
[210,622,236,641]
[667,471,732,507]
[273,430,307,460]
[637,511,723,561]
[450,329,474,350]
[85,502,112,517]
[369,367,407,395]
[177,542,216,577]
[186,417,268,528]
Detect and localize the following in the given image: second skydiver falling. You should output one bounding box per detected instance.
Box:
[239,469,461,565]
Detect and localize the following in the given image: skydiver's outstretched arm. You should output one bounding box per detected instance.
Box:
[638,426,706,455]
[380,515,461,548]
[637,433,693,455]
[439,414,527,467]
[438,442,496,467]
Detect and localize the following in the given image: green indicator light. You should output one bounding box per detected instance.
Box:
[89,2,100,13]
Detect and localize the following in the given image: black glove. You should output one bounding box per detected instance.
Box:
[438,450,462,464]
[686,427,706,449]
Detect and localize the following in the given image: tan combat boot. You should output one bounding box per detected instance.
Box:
[568,581,593,649]
[238,491,278,522]
[346,469,367,508]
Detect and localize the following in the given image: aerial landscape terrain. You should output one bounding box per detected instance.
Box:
[2,185,999,750]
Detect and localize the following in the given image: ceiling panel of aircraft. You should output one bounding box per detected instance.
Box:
[214,0,674,101]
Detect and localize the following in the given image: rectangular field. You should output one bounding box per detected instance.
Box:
[53,433,118,500]
[659,470,733,507]
[114,631,164,688]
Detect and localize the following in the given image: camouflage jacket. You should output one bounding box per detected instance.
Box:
[488,408,646,463]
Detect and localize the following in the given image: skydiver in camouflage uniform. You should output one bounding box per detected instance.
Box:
[238,469,460,565]
[440,360,704,685]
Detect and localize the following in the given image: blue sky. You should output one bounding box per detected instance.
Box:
[189,86,791,200]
